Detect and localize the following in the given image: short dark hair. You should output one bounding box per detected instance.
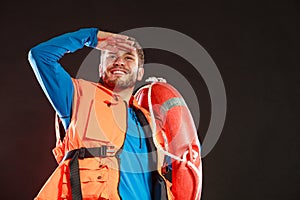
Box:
[131,39,144,67]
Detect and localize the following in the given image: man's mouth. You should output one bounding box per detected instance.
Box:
[110,68,128,75]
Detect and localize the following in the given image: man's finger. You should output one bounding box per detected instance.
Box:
[104,44,119,53]
[111,33,129,40]
[116,38,135,46]
[116,42,136,52]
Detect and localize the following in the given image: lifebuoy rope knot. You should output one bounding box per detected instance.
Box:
[145,76,167,83]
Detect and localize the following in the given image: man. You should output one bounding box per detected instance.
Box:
[28,28,172,200]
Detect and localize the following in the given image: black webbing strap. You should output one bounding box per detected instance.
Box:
[133,108,169,200]
[66,147,115,200]
[69,150,82,200]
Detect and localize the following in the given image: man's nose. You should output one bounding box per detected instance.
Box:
[113,57,125,66]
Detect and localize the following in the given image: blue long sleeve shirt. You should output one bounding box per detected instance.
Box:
[28,28,152,200]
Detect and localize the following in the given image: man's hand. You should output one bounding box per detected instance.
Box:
[96,30,136,53]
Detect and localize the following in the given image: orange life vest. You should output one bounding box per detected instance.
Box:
[34,79,173,200]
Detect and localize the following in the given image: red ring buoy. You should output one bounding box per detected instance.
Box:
[135,80,202,200]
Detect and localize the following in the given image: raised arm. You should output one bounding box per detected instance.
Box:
[28,28,99,129]
[28,27,136,130]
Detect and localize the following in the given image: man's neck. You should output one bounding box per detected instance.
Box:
[110,86,134,104]
[101,81,134,104]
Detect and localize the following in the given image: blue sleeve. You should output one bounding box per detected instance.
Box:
[28,28,99,129]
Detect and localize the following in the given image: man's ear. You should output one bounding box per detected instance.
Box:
[137,67,144,81]
[99,64,103,77]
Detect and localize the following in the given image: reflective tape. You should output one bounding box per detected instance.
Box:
[160,97,186,114]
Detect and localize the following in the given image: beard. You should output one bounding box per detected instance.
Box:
[102,70,138,91]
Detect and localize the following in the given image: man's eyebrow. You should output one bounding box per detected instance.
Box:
[124,52,135,56]
[107,52,116,55]
[106,52,135,57]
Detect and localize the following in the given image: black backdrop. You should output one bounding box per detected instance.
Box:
[0,0,299,199]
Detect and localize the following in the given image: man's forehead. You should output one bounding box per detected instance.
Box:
[103,50,137,57]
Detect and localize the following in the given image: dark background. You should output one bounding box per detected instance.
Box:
[0,0,299,199]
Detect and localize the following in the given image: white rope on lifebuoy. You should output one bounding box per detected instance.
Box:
[182,149,202,199]
[146,76,167,83]
[187,159,202,200]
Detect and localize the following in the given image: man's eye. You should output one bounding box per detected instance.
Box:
[108,55,116,59]
[125,56,134,61]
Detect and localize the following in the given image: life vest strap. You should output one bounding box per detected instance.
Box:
[65,146,116,200]
[65,146,116,160]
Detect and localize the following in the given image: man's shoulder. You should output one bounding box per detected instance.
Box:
[71,78,98,86]
[71,78,109,96]
[72,78,106,90]
[72,78,119,99]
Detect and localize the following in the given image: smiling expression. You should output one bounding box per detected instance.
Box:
[99,49,144,91]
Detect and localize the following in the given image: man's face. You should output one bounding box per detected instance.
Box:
[99,49,144,91]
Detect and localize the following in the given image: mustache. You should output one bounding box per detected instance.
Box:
[107,66,130,73]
